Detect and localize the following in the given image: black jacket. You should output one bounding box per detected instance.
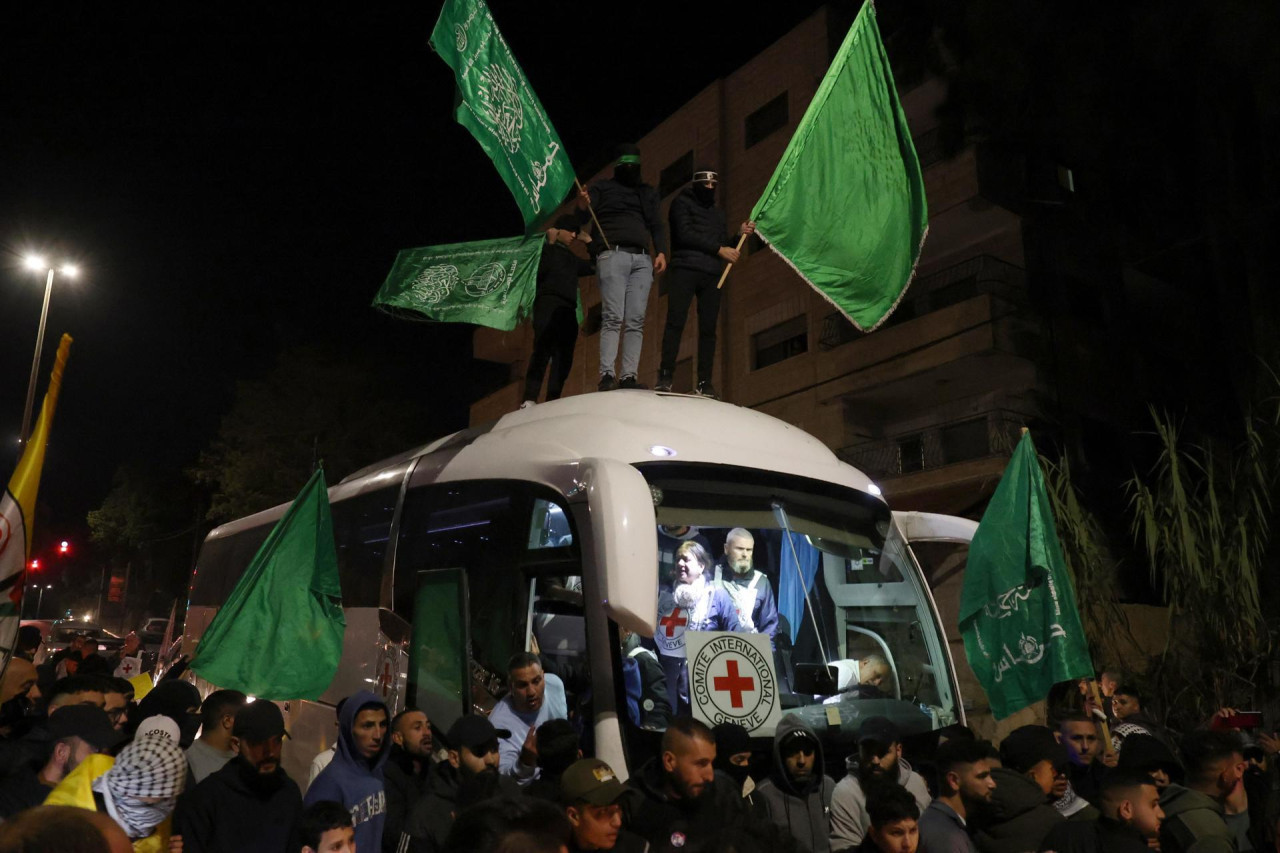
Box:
[585,179,669,257]
[970,767,1064,853]
[537,240,595,307]
[382,746,432,853]
[173,755,302,853]
[624,757,748,852]
[402,763,522,853]
[1039,817,1152,853]
[669,187,731,275]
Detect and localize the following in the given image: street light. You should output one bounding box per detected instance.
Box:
[19,255,79,445]
[36,584,53,618]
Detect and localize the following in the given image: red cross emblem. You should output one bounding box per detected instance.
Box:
[378,659,393,696]
[120,660,135,676]
[713,660,755,708]
[659,608,687,637]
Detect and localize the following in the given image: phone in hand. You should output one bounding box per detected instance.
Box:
[1216,711,1264,730]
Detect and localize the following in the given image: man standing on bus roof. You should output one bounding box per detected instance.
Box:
[304,690,390,853]
[488,652,569,785]
[713,528,779,648]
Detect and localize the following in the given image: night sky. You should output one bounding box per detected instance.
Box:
[1,2,832,536]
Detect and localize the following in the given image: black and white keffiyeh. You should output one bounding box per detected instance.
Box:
[93,733,187,838]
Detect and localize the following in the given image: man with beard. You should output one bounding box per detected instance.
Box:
[654,167,755,400]
[384,708,435,853]
[711,528,779,647]
[578,142,669,391]
[401,714,522,853]
[0,705,121,817]
[488,652,570,784]
[625,716,747,852]
[917,737,996,853]
[305,690,392,853]
[831,717,931,852]
[1159,731,1244,853]
[654,540,741,715]
[185,689,246,784]
[1039,769,1165,853]
[756,716,836,852]
[174,700,303,852]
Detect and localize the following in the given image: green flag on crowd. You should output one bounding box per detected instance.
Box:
[373,234,545,331]
[191,468,344,700]
[750,1,927,332]
[430,0,577,230]
[959,432,1093,719]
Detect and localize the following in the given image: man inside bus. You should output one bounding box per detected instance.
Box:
[712,528,779,647]
[488,651,569,785]
[304,690,391,853]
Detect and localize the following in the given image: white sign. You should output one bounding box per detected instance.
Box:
[685,630,783,737]
[114,656,143,678]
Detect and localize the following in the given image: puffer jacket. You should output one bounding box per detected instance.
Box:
[668,186,731,275]
[754,715,835,852]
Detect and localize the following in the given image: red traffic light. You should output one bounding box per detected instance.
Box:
[59,540,69,554]
[29,559,39,571]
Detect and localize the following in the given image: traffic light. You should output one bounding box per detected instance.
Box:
[29,559,39,572]
[59,540,69,554]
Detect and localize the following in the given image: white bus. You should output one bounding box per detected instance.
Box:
[183,391,975,783]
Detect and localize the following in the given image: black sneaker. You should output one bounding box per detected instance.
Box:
[655,370,673,392]
[619,375,648,390]
[695,380,719,400]
[598,374,617,392]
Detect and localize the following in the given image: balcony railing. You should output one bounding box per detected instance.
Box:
[837,409,1034,479]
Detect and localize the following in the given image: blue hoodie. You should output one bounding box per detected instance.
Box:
[303,691,390,853]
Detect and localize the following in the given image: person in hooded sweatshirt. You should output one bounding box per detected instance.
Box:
[755,716,836,852]
[830,717,931,852]
[1158,730,1243,853]
[304,689,391,853]
[173,700,303,852]
[969,726,1065,853]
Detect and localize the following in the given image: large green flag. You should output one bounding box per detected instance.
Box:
[430,0,577,230]
[372,234,544,331]
[959,433,1093,719]
[750,1,927,332]
[191,468,344,700]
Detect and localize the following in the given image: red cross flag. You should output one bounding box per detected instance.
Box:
[653,590,688,658]
[114,656,142,679]
[684,630,783,736]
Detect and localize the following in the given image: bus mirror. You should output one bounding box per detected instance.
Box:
[579,457,658,638]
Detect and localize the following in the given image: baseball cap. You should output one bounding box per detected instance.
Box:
[1000,725,1070,773]
[446,714,511,751]
[858,717,901,748]
[560,758,628,806]
[136,715,181,743]
[48,705,123,751]
[233,700,289,741]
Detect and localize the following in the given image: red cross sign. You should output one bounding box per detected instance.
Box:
[660,608,687,637]
[713,660,755,708]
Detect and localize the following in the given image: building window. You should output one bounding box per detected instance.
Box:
[658,150,694,199]
[745,92,789,149]
[940,418,990,464]
[752,314,807,369]
[897,435,925,473]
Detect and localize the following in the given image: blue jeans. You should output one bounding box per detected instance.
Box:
[597,249,653,378]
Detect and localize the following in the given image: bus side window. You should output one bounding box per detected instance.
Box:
[328,486,398,608]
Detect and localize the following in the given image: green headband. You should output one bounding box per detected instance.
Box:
[616,154,641,165]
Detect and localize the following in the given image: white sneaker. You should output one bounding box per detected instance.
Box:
[519,400,536,410]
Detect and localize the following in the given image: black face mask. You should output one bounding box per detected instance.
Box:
[615,163,641,187]
[692,184,716,205]
[719,761,752,787]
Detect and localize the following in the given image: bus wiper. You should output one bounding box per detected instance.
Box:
[772,500,831,666]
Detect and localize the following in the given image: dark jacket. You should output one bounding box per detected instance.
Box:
[624,756,748,853]
[1038,817,1152,853]
[304,691,391,853]
[668,187,730,275]
[402,762,522,853]
[754,716,835,852]
[971,767,1064,853]
[1159,784,1234,853]
[918,799,978,853]
[537,240,594,307]
[173,755,303,853]
[586,178,669,257]
[382,745,432,853]
[569,829,649,852]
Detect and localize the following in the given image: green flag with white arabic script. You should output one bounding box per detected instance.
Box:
[959,432,1093,719]
[750,1,927,332]
[430,0,577,230]
[373,234,544,331]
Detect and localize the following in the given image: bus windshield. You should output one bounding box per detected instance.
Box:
[632,463,957,750]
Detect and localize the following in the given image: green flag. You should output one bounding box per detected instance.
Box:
[430,0,577,230]
[372,234,544,331]
[750,1,927,332]
[959,433,1093,719]
[191,468,344,700]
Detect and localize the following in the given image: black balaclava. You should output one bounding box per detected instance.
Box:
[712,722,753,787]
[692,166,718,205]
[135,680,203,747]
[614,143,642,187]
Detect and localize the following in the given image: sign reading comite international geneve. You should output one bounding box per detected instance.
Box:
[685,631,783,737]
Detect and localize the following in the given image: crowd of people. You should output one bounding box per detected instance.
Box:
[2,622,1277,853]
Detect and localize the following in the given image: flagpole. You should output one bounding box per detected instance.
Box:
[575,179,610,251]
[716,233,749,290]
[1088,678,1117,757]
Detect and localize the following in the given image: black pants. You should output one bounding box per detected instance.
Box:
[523,297,578,402]
[659,267,722,382]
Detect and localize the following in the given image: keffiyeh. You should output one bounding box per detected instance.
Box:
[93,733,187,838]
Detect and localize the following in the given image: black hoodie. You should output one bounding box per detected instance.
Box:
[401,761,522,853]
[382,744,432,853]
[624,756,748,853]
[971,766,1064,853]
[173,755,302,853]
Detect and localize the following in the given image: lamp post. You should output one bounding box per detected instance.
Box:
[19,256,77,445]
[37,584,52,618]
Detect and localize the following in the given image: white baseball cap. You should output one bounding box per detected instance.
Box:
[136,715,181,743]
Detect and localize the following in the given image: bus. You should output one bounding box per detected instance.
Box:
[183,391,976,783]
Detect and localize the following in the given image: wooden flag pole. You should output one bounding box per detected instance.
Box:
[1088,678,1117,757]
[716,232,749,289]
[575,179,610,251]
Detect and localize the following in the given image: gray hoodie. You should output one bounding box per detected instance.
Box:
[829,753,931,852]
[755,716,836,853]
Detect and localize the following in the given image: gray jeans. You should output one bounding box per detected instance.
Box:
[597,249,654,378]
